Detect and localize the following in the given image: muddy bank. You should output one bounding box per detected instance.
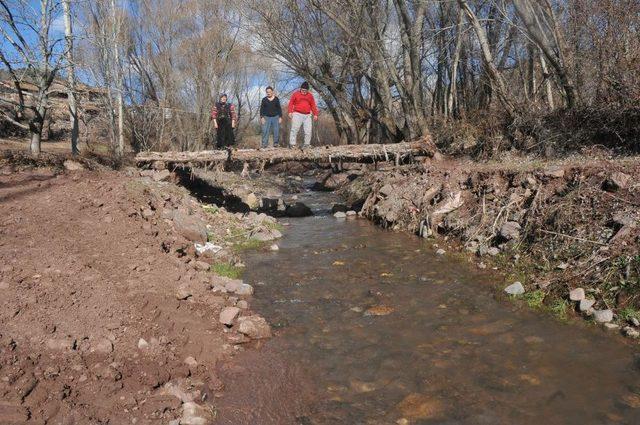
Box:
[0,153,310,423]
[337,156,640,332]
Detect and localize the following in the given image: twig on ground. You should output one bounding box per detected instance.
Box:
[538,228,606,245]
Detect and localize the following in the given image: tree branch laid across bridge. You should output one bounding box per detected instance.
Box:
[135,139,437,168]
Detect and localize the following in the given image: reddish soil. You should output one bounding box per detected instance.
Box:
[0,167,240,423]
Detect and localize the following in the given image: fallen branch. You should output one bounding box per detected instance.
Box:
[135,140,437,167]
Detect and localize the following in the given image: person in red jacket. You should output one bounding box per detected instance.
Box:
[287,81,318,148]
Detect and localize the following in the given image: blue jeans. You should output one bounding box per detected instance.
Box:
[261,116,280,147]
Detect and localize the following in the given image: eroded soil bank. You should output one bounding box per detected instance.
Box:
[335,155,640,331]
[0,153,312,423]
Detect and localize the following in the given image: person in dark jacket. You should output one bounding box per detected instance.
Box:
[260,86,282,148]
[211,94,237,148]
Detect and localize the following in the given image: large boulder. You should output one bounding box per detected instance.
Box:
[603,172,631,192]
[322,173,352,191]
[331,204,349,214]
[243,192,260,210]
[219,307,240,326]
[285,202,313,217]
[172,210,208,243]
[237,315,272,339]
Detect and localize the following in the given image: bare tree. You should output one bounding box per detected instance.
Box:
[513,0,576,108]
[62,0,79,154]
[457,0,518,117]
[0,0,64,154]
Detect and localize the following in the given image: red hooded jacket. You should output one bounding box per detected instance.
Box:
[288,90,319,116]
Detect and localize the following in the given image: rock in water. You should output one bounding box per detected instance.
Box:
[331,204,348,214]
[504,282,525,295]
[237,315,272,339]
[234,283,254,296]
[219,307,240,326]
[569,288,585,301]
[222,277,243,293]
[285,202,313,217]
[334,211,347,219]
[593,309,614,323]
[250,228,282,241]
[435,249,446,255]
[364,305,394,316]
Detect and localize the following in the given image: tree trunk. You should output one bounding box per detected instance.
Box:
[458,0,517,117]
[447,8,464,119]
[526,43,536,100]
[30,131,41,155]
[63,0,79,155]
[111,0,125,157]
[539,51,555,109]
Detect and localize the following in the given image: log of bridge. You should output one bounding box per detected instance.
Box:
[135,139,436,168]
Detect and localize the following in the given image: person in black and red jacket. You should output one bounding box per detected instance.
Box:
[211,94,237,149]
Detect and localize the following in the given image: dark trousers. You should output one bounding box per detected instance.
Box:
[216,119,235,148]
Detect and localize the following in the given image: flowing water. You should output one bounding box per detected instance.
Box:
[234,189,640,425]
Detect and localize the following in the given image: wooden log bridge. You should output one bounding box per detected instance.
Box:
[135,139,437,169]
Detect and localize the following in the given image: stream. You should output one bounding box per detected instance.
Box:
[222,187,640,424]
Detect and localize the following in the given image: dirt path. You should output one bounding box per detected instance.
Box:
[0,166,271,423]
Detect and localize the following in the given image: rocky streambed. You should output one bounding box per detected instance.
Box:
[335,156,640,334]
[214,180,640,424]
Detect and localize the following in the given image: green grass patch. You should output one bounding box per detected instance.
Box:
[522,290,546,309]
[262,220,284,232]
[202,204,220,215]
[210,263,243,279]
[231,238,266,252]
[547,298,569,321]
[619,307,640,322]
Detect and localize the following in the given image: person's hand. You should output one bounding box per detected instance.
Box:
[261,117,265,125]
[278,117,282,124]
[214,123,218,129]
[232,121,236,129]
[313,115,319,121]
[288,113,293,119]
